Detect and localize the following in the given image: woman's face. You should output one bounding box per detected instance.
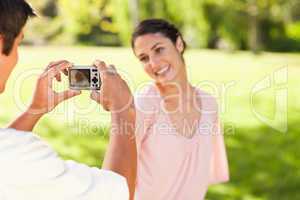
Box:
[133,33,185,84]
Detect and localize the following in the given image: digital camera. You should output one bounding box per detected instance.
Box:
[68,65,101,90]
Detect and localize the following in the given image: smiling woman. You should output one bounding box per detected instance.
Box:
[131,19,229,200]
[131,19,186,84]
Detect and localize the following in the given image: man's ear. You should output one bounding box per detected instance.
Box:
[175,36,184,54]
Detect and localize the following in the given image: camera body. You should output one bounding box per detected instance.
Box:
[68,65,101,90]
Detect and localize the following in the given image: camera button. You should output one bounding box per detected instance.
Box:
[92,77,98,83]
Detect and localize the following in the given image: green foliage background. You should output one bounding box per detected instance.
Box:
[0,46,299,199]
[25,0,300,52]
[1,0,299,199]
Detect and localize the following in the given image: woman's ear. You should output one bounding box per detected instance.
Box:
[175,36,184,54]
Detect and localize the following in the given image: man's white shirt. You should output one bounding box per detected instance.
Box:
[0,128,129,200]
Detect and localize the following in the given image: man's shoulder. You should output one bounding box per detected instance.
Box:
[0,128,65,185]
[0,129,129,199]
[0,128,57,159]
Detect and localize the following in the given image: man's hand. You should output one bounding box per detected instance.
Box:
[90,60,134,113]
[8,60,81,131]
[29,60,81,114]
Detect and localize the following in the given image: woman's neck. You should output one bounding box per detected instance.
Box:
[155,65,192,97]
[155,79,195,106]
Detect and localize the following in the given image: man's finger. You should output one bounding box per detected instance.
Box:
[56,62,72,71]
[107,64,118,75]
[62,68,68,76]
[45,60,71,81]
[45,61,63,81]
[56,73,62,82]
[108,64,117,71]
[46,60,68,71]
[90,90,100,101]
[47,62,72,79]
[93,60,107,73]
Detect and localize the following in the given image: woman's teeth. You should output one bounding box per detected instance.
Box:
[156,66,169,76]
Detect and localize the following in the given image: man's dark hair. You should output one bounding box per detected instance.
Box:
[131,19,187,54]
[0,0,35,56]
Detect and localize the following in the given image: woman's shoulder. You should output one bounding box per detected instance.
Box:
[194,87,219,113]
[135,82,158,97]
[134,82,160,109]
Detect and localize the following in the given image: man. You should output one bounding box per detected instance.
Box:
[0,0,137,199]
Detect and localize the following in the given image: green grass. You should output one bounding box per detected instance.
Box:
[0,46,299,199]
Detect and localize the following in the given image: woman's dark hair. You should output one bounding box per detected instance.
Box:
[131,19,187,53]
[0,0,36,55]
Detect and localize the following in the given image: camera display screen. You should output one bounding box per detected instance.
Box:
[69,69,90,87]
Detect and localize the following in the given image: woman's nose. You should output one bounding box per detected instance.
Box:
[149,56,160,70]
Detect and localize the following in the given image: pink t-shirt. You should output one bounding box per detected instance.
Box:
[134,84,229,200]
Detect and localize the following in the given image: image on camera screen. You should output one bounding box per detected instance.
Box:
[70,69,90,87]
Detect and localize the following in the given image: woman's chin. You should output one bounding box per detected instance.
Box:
[0,82,5,94]
[157,72,179,84]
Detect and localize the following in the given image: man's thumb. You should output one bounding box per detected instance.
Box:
[90,90,100,101]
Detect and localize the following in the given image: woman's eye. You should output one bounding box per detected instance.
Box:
[140,56,148,63]
[155,47,164,53]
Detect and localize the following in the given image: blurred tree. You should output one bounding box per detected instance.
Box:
[110,0,134,45]
[28,0,58,17]
[207,0,300,52]
[111,0,210,48]
[56,0,113,44]
[24,0,61,45]
[164,0,209,48]
[26,0,121,45]
[25,0,300,51]
[129,0,139,27]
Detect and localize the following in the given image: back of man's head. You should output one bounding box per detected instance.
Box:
[0,0,35,56]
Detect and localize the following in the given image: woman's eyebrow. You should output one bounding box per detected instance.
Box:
[137,42,162,58]
[137,53,146,59]
[150,42,162,50]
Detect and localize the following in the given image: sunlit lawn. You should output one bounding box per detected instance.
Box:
[0,46,299,199]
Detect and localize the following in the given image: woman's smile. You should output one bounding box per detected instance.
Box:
[154,65,170,76]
